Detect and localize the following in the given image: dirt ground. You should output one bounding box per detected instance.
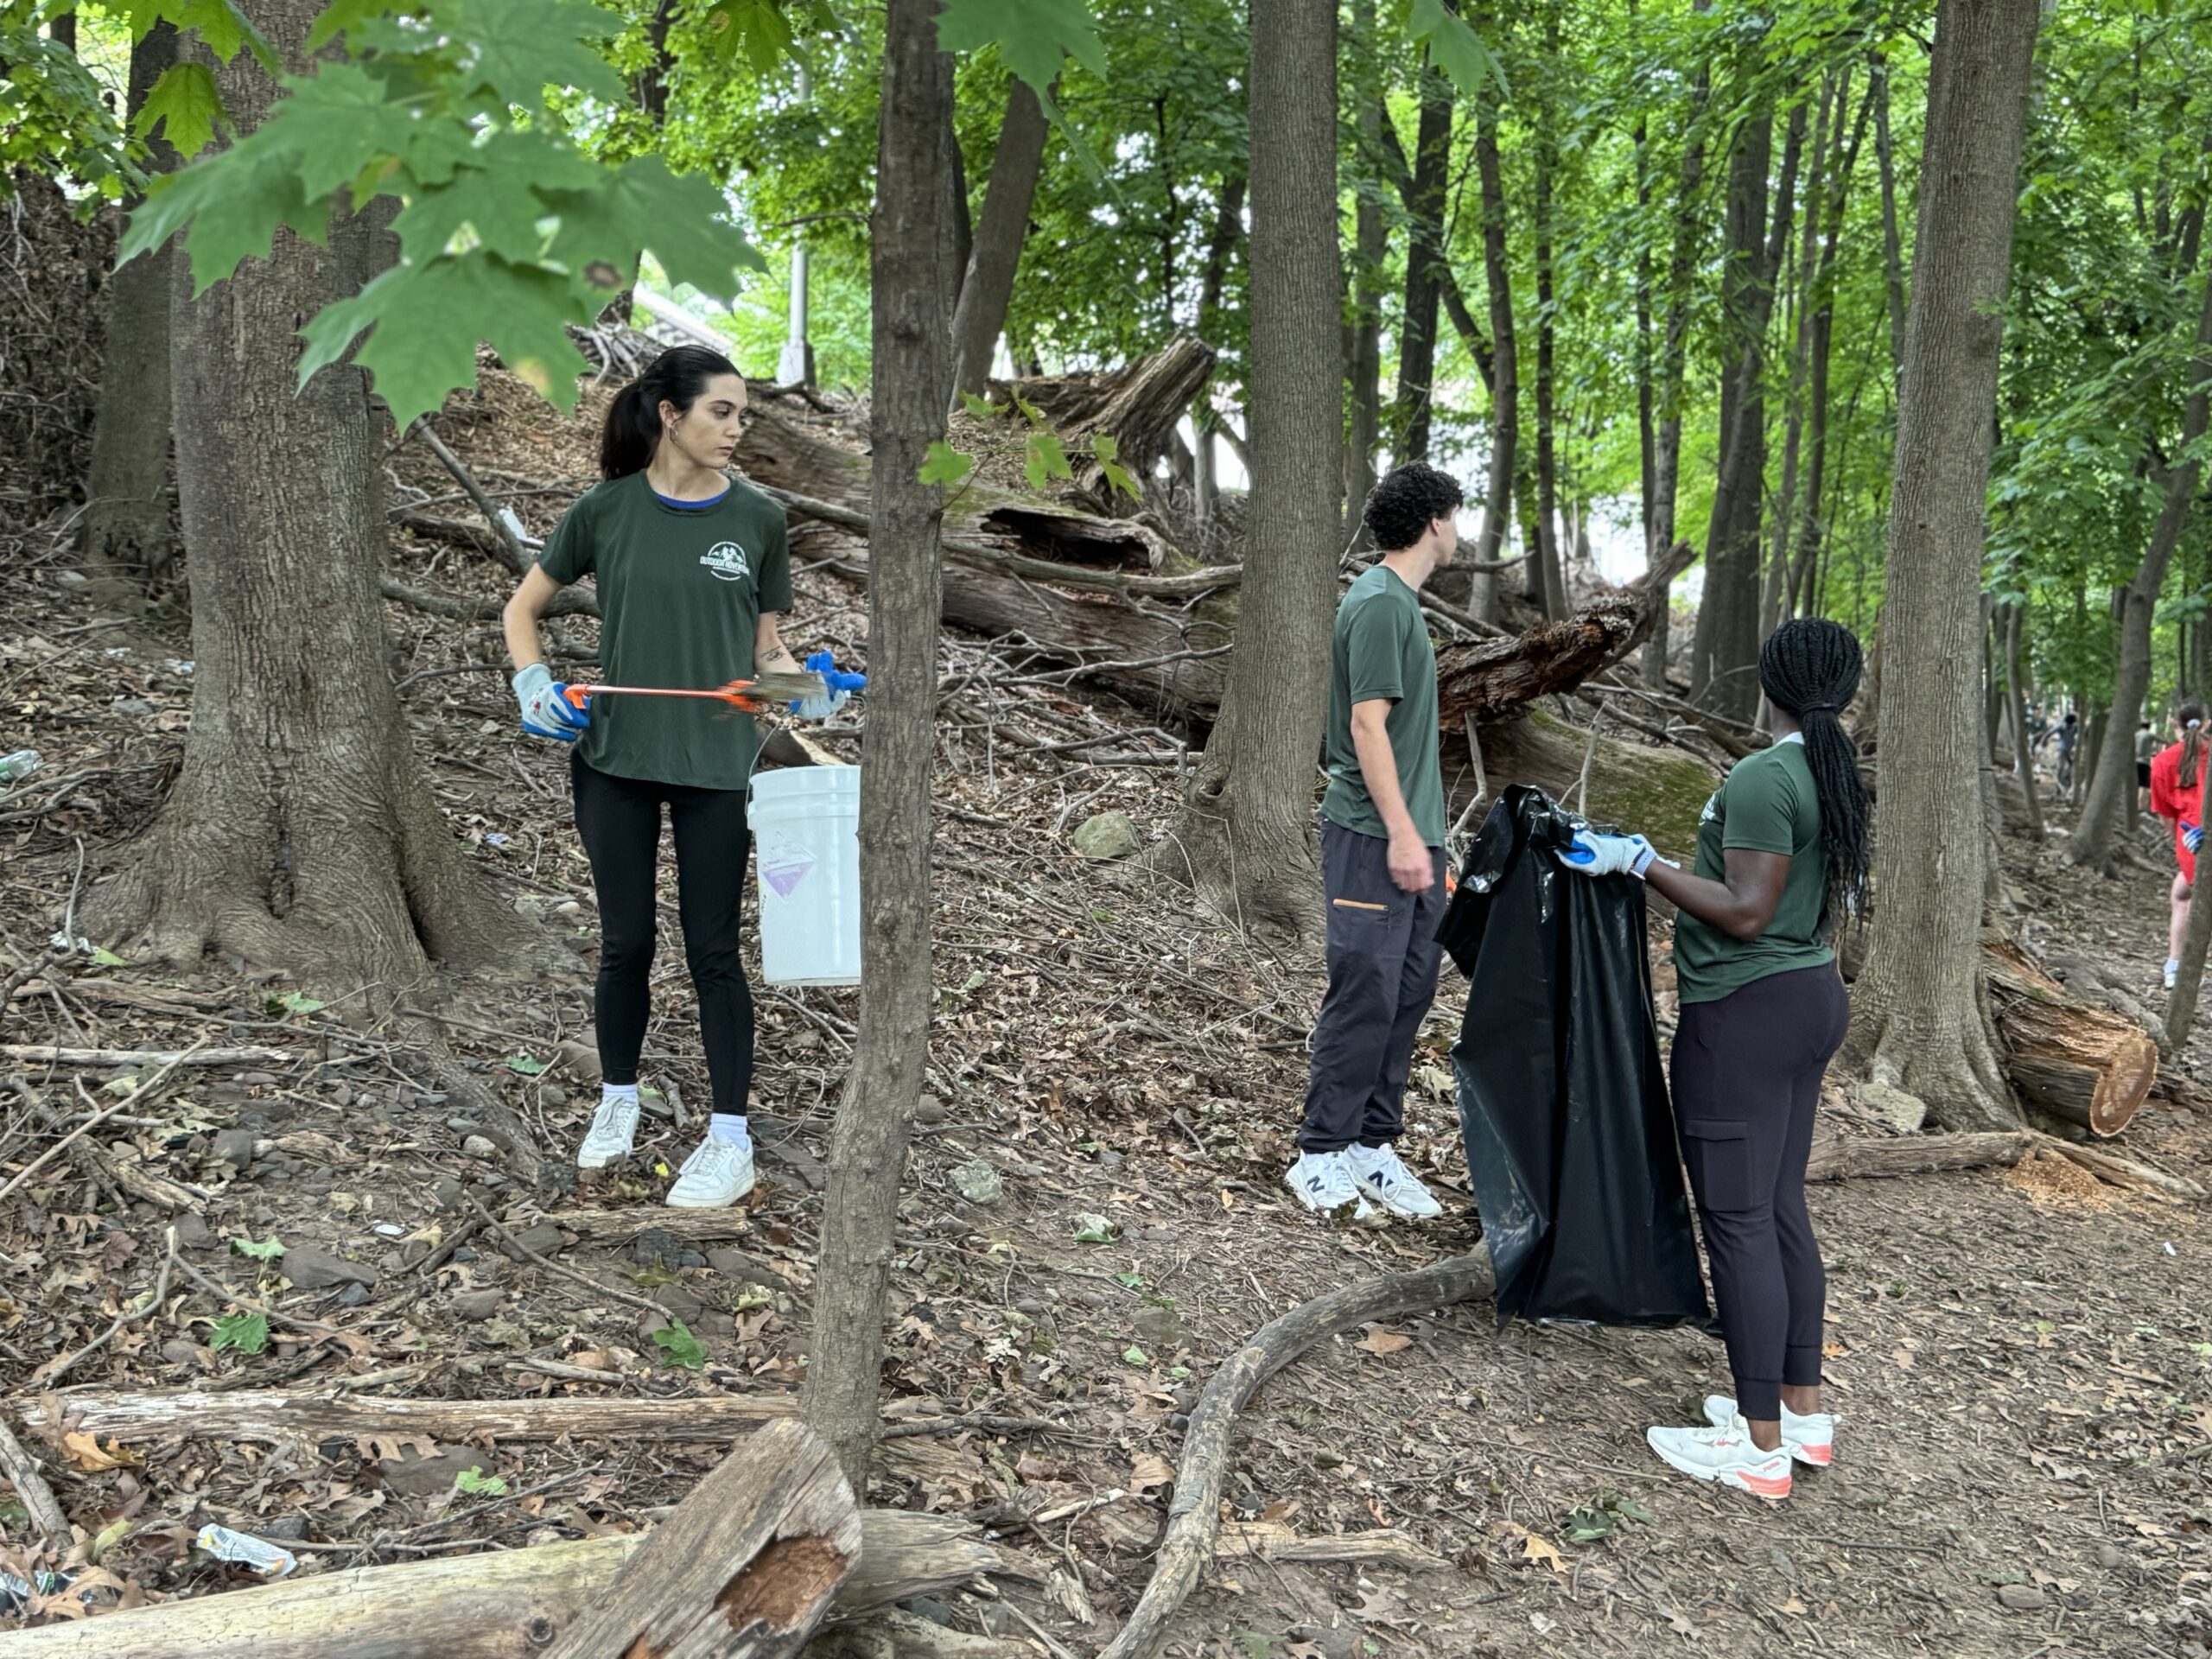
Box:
[3,385,2209,1657]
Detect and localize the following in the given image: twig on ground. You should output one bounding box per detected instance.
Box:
[0,1039,210,1204]
[0,1413,72,1542]
[38,1226,181,1389]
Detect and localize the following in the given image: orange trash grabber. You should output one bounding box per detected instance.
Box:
[561,671,827,716]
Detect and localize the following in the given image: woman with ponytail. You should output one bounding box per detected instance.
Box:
[2148,701,2208,989]
[500,346,856,1209]
[1557,617,1867,1500]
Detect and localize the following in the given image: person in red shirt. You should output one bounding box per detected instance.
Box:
[2148,701,2208,988]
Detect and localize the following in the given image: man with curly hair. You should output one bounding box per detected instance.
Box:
[1287,461,1464,1220]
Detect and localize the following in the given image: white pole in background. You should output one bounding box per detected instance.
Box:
[777,61,817,387]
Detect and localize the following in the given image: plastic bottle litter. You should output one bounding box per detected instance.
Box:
[0,749,41,784]
[194,1523,298,1577]
[0,1569,67,1611]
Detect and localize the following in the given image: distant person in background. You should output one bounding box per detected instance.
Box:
[1287,462,1464,1223]
[2056,709,2081,795]
[2137,720,2159,814]
[2150,703,2208,990]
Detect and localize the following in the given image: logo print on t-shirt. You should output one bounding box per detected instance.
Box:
[699,541,752,582]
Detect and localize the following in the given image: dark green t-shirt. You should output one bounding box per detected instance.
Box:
[1320,563,1446,847]
[538,472,795,791]
[1673,736,1835,1003]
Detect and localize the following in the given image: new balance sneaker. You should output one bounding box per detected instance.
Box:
[1646,1416,1793,1498]
[1284,1150,1358,1212]
[575,1091,641,1169]
[666,1134,755,1209]
[1344,1143,1445,1220]
[1703,1395,1836,1467]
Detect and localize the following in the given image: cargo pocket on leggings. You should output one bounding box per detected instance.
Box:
[1681,1119,1752,1212]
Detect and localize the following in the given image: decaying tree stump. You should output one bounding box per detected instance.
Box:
[997,333,1218,511]
[1985,936,2158,1137]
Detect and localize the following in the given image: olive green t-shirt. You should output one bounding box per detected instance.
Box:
[1673,735,1835,1004]
[538,471,795,791]
[1320,563,1446,847]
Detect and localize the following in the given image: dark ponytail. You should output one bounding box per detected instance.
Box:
[1758,618,1870,933]
[2179,699,2206,791]
[599,344,741,480]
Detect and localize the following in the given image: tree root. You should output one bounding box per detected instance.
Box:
[1098,1252,1495,1659]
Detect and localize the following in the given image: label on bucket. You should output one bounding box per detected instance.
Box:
[759,834,817,899]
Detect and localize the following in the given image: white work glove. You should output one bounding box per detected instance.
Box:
[513,663,589,743]
[1555,829,1659,880]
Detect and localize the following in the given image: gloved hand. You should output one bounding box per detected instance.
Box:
[792,650,866,721]
[2186,822,2203,855]
[1555,828,1659,880]
[513,663,589,743]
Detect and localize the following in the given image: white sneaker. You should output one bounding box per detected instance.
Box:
[576,1094,641,1169]
[1646,1415,1793,1498]
[1344,1143,1445,1220]
[2166,959,2181,990]
[1284,1150,1357,1212]
[666,1135,755,1209]
[1703,1395,1836,1467]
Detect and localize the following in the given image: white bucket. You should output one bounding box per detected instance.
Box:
[747,765,862,986]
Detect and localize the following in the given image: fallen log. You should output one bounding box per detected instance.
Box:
[544,1417,857,1659]
[0,1509,1027,1659]
[17,1389,796,1446]
[1806,1130,2031,1182]
[0,1044,292,1067]
[1099,1251,1495,1659]
[1985,937,2158,1137]
[995,334,1217,512]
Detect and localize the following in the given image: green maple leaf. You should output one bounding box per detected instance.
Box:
[134,61,225,159]
[937,0,1105,100]
[542,156,762,299]
[1090,432,1141,499]
[1403,0,1506,98]
[391,134,593,264]
[229,1235,285,1260]
[918,441,974,487]
[1024,431,1072,492]
[959,391,995,419]
[700,0,796,73]
[145,0,276,66]
[124,135,327,288]
[456,0,626,111]
[210,1312,270,1354]
[298,252,589,427]
[452,1466,508,1495]
[259,61,426,200]
[652,1319,708,1370]
[308,0,399,49]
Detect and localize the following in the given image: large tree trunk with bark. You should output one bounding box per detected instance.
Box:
[83,0,518,1001]
[2065,264,2212,868]
[84,21,181,590]
[1467,50,1517,625]
[802,0,953,1492]
[949,79,1050,403]
[1528,3,1567,620]
[1847,0,2041,1133]
[1344,0,1387,544]
[1153,0,1339,939]
[1391,50,1452,461]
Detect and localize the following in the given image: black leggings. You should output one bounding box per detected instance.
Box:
[1669,964,1850,1421]
[572,756,753,1117]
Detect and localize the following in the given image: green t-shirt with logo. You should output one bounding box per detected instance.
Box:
[538,471,795,791]
[1320,563,1446,847]
[1672,736,1835,1004]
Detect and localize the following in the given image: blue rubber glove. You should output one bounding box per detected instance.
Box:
[2186,822,2203,855]
[792,650,865,721]
[513,663,589,743]
[1555,828,1659,880]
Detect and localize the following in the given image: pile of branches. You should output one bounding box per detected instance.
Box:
[0,173,112,523]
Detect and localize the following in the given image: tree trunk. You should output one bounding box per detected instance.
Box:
[801,0,952,1491]
[1529,12,1567,622]
[1789,75,1871,620]
[1985,938,2158,1138]
[1764,79,1832,640]
[2066,262,2212,867]
[1154,0,1339,938]
[1192,173,1245,531]
[1391,51,1452,461]
[82,0,519,998]
[1469,50,1517,626]
[1344,0,1386,544]
[2004,601,2044,839]
[1872,52,1910,397]
[949,79,1050,403]
[84,22,181,588]
[1847,0,2041,1134]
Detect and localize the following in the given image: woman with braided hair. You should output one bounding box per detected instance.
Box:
[1556,618,1868,1500]
[2148,701,2208,989]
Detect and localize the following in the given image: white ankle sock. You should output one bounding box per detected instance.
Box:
[2168,957,2183,972]
[602,1083,639,1107]
[709,1112,749,1145]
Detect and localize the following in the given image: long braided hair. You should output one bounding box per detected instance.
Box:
[1758,619,1870,933]
[2177,699,2206,791]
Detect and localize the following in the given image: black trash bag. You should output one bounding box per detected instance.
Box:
[1436,784,1710,1329]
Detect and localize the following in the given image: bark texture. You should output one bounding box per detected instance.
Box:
[1848,0,2042,1132]
[1392,51,1452,461]
[82,0,518,1000]
[1154,0,1340,940]
[1344,0,1387,542]
[802,0,953,1491]
[1468,51,1517,624]
[949,79,1050,402]
[1985,938,2157,1138]
[84,22,180,587]
[2064,262,2212,866]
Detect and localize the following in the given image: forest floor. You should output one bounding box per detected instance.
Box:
[3,379,2211,1658]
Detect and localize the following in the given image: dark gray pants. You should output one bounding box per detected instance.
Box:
[1300,819,1447,1153]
